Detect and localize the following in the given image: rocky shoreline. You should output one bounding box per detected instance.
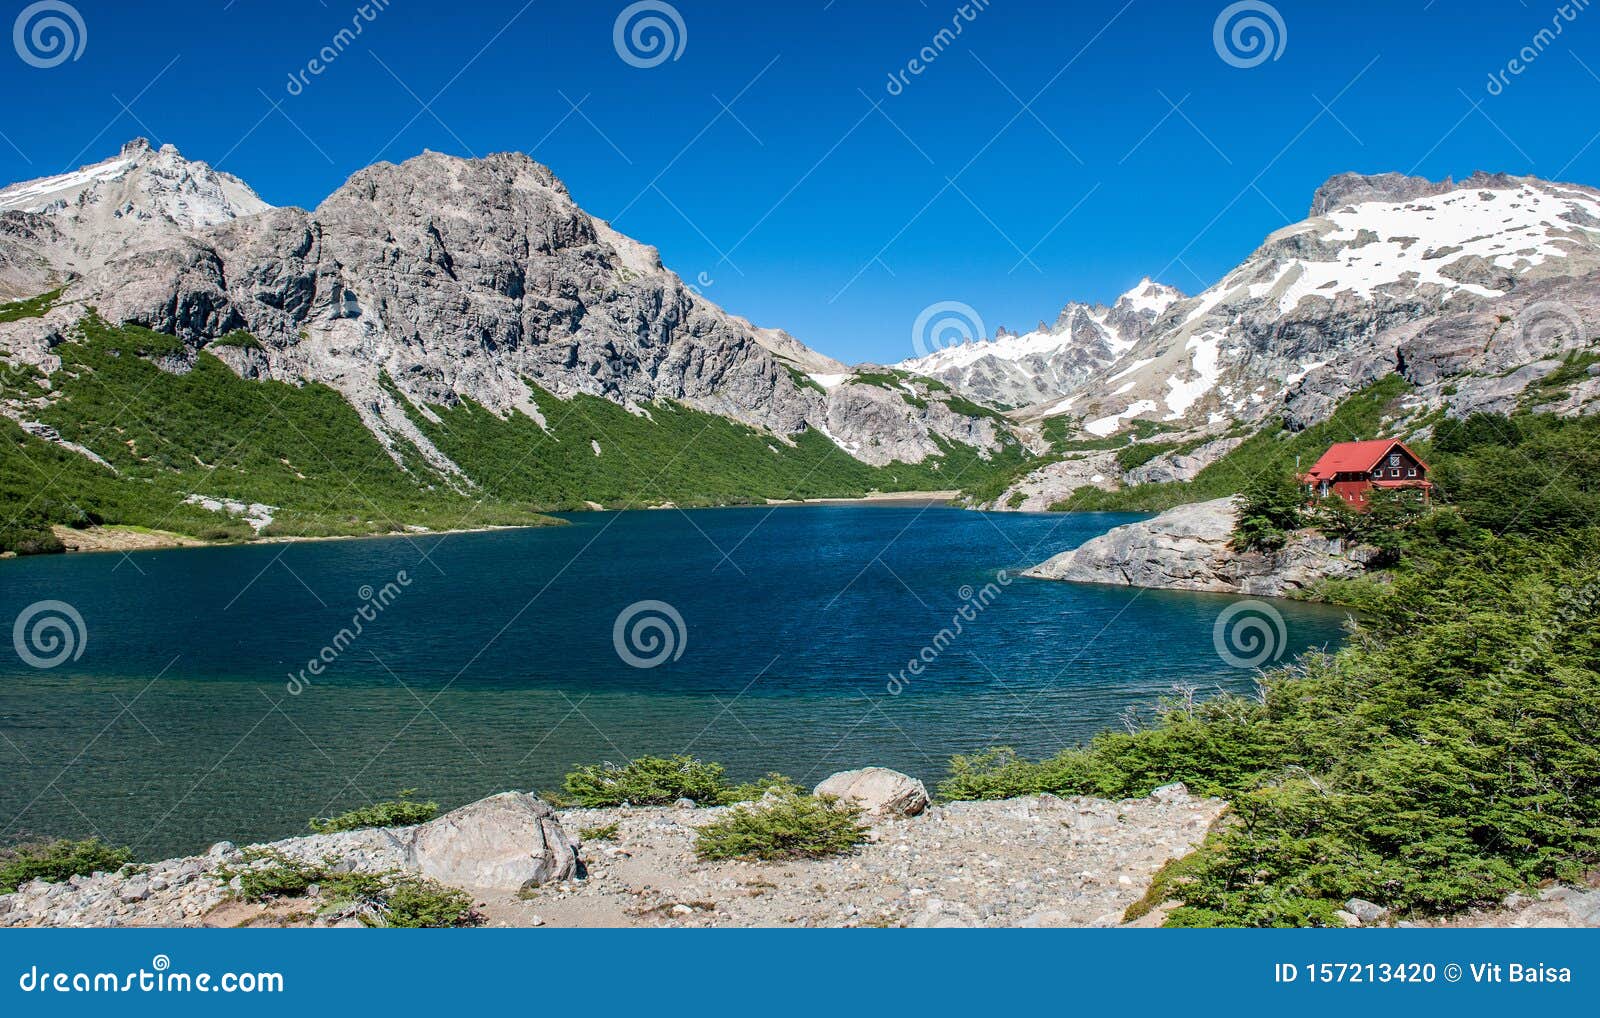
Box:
[1024,496,1377,599]
[1,773,1226,929]
[5,769,1595,929]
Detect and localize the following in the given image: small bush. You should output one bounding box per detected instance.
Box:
[694,792,868,861]
[0,839,134,892]
[383,878,480,928]
[308,790,439,833]
[578,822,620,842]
[218,851,322,900]
[561,755,731,807]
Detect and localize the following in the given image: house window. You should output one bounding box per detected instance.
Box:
[1372,469,1382,479]
[1407,468,1416,477]
[1390,469,1400,478]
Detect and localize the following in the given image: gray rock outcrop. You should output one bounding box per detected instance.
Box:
[1023,497,1374,598]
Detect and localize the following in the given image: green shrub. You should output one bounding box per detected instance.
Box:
[1230,468,1305,551]
[309,790,439,833]
[0,287,62,324]
[578,822,620,842]
[383,878,480,928]
[560,755,732,807]
[694,792,869,861]
[220,853,322,900]
[0,839,134,892]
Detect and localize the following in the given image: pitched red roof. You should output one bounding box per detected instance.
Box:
[1302,439,1428,481]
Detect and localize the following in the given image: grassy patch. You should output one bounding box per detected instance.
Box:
[308,791,439,834]
[1,317,561,551]
[693,792,869,861]
[578,822,620,842]
[1518,351,1600,410]
[783,364,826,394]
[0,287,63,324]
[207,331,264,351]
[406,382,1031,510]
[4,316,1031,541]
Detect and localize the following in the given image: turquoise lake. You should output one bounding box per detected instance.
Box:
[0,505,1351,858]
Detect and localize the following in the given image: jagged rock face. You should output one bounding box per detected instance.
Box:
[0,138,270,292]
[897,278,1184,408]
[0,142,1004,471]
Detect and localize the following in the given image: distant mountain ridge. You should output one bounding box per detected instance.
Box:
[895,278,1185,408]
[912,169,1600,438]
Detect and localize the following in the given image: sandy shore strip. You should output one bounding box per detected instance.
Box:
[764,489,959,506]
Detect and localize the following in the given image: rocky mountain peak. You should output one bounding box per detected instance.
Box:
[0,138,270,240]
[1307,170,1544,217]
[1308,171,1451,216]
[1112,277,1184,317]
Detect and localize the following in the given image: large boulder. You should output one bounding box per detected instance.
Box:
[408,792,578,892]
[813,767,930,818]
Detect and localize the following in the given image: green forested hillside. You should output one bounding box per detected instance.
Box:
[0,314,1030,553]
[403,380,1029,510]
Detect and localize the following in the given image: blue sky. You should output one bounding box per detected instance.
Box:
[1,0,1596,363]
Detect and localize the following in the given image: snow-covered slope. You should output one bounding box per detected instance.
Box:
[896,278,1183,407]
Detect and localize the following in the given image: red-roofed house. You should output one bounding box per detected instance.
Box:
[1301,439,1432,508]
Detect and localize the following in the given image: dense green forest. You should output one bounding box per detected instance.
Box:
[0,311,1029,553]
[943,409,1600,925]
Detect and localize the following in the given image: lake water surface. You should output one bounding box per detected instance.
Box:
[0,505,1350,857]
